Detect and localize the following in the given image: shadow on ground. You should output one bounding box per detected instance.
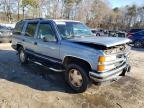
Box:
[0,50,74,93]
[0,49,143,95]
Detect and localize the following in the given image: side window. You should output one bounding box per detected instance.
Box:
[13,21,24,35]
[25,22,37,37]
[37,23,56,41]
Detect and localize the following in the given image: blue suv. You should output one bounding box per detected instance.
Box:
[128,30,144,48]
[12,18,131,92]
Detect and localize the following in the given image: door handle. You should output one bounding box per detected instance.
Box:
[34,42,37,45]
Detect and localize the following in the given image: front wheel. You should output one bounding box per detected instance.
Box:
[64,64,89,93]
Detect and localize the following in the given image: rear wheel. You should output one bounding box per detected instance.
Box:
[96,33,100,36]
[18,47,28,64]
[134,40,143,48]
[64,64,89,93]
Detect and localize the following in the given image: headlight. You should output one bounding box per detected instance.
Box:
[98,55,116,62]
[97,55,116,72]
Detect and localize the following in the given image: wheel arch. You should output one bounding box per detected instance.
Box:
[63,56,92,71]
[16,44,23,51]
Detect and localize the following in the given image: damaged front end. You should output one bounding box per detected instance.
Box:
[89,44,131,83]
[70,39,131,83]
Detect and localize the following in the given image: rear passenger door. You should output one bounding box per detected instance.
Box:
[23,21,38,52]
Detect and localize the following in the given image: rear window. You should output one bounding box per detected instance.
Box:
[25,22,38,37]
[13,21,24,35]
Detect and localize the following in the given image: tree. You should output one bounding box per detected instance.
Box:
[0,0,13,23]
[127,5,137,27]
[63,0,81,19]
[21,0,39,18]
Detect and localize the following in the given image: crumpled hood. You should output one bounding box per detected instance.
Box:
[69,37,131,47]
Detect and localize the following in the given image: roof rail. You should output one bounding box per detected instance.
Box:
[23,18,44,20]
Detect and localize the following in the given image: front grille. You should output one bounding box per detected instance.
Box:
[103,44,130,72]
[104,53,128,72]
[115,53,127,68]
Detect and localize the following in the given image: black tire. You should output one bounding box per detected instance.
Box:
[134,40,143,48]
[96,33,100,36]
[18,47,28,64]
[64,63,89,93]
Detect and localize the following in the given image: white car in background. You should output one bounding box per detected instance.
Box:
[91,29,105,36]
[0,25,13,43]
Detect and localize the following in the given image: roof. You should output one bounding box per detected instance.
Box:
[22,18,80,23]
[53,19,80,23]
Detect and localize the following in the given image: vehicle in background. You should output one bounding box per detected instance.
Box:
[128,30,144,48]
[108,30,126,38]
[108,30,117,37]
[12,18,131,92]
[0,23,15,29]
[0,25,12,43]
[116,31,127,38]
[91,29,105,36]
[127,29,144,38]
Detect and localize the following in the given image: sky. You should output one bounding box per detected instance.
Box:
[108,0,144,8]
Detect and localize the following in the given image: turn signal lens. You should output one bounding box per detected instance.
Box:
[97,65,105,72]
[98,56,105,63]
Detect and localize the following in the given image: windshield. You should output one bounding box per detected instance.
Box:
[56,22,93,39]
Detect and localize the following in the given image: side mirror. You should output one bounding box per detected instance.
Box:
[43,36,56,42]
[43,36,49,42]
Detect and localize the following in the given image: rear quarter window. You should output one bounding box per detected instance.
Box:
[13,21,24,35]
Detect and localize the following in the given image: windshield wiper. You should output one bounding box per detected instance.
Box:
[63,34,93,39]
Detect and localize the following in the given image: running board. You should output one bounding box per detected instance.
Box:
[49,67,65,72]
[32,61,65,72]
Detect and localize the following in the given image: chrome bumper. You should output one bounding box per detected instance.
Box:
[89,64,131,82]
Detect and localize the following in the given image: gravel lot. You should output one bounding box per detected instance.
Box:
[0,43,144,108]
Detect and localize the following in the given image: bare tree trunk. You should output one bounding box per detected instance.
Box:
[17,1,20,20]
[22,7,25,19]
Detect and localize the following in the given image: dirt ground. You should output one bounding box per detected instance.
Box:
[0,43,144,108]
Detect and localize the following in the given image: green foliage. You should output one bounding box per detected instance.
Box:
[21,0,39,8]
[64,0,81,5]
[127,5,137,16]
[113,8,119,13]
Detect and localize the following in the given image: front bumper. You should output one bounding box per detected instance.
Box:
[89,64,131,82]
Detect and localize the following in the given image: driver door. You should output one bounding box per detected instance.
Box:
[34,21,61,65]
